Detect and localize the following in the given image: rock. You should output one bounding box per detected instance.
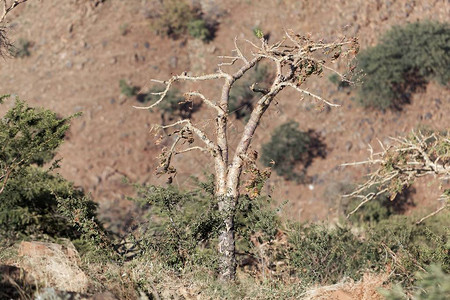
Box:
[18,240,89,293]
[424,112,432,120]
[0,265,36,299]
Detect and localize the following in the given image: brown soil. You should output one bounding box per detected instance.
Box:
[1,0,449,228]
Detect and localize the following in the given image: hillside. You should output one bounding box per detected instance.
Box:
[1,0,449,228]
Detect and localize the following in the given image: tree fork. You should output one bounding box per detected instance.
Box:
[136,31,358,280]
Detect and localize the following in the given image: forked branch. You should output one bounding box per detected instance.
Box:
[1,0,28,24]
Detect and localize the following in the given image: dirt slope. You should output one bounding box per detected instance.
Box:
[0,0,448,227]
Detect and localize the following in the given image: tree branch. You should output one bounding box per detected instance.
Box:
[1,0,28,24]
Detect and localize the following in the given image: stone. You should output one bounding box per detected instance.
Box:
[18,240,89,293]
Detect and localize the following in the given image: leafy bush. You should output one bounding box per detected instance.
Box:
[368,216,449,282]
[229,64,272,122]
[150,0,215,42]
[287,215,449,287]
[344,187,414,225]
[356,21,450,110]
[131,175,280,271]
[10,38,31,58]
[119,79,139,97]
[381,265,450,300]
[328,73,350,89]
[260,121,326,182]
[188,19,212,42]
[287,223,371,284]
[0,98,111,257]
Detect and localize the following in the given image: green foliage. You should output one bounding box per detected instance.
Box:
[229,64,272,122]
[150,0,215,42]
[367,216,449,282]
[0,98,74,169]
[328,73,350,89]
[187,19,212,42]
[287,223,371,284]
[356,21,450,110]
[253,27,264,39]
[286,215,449,287]
[131,175,280,271]
[344,187,413,225]
[261,121,325,182]
[381,265,450,300]
[132,181,221,269]
[0,98,111,258]
[10,38,31,58]
[119,79,139,97]
[0,166,83,238]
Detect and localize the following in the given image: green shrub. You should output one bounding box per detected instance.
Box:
[188,19,212,42]
[381,265,450,300]
[356,21,450,110]
[286,214,449,287]
[344,187,414,225]
[287,223,372,284]
[368,216,449,281]
[10,38,31,58]
[119,79,139,97]
[328,73,350,89]
[0,98,111,258]
[150,0,215,42]
[131,175,280,271]
[260,121,326,182]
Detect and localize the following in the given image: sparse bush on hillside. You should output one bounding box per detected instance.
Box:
[343,186,414,225]
[150,0,216,42]
[356,21,450,110]
[344,130,449,223]
[260,121,326,182]
[10,38,31,58]
[119,79,139,97]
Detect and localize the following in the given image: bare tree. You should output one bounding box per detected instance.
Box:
[135,31,359,280]
[343,130,449,224]
[0,0,29,56]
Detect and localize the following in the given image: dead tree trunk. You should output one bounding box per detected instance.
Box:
[135,32,358,280]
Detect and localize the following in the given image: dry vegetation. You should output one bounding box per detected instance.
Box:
[0,0,449,299]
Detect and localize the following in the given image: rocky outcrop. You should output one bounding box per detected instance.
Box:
[18,240,89,293]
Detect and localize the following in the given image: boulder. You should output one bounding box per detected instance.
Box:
[18,240,89,293]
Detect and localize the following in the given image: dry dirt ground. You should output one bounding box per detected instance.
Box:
[0,0,449,229]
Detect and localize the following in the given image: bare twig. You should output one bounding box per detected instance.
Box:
[0,0,28,24]
[344,130,450,219]
[416,202,449,225]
